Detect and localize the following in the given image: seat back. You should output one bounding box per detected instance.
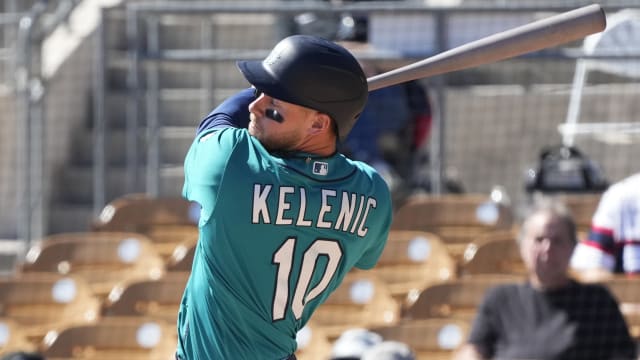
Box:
[372,230,456,306]
[392,194,513,230]
[41,316,177,360]
[93,194,197,230]
[0,273,100,342]
[92,194,200,259]
[0,318,37,353]
[403,274,524,320]
[313,271,400,339]
[371,318,470,358]
[103,272,190,323]
[460,231,525,276]
[391,194,514,260]
[21,232,165,299]
[165,241,197,272]
[295,323,333,360]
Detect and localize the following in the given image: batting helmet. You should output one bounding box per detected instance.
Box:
[236,35,368,141]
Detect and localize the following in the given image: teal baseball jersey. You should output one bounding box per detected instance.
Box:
[176,125,392,359]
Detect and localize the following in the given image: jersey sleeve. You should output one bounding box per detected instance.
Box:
[354,174,393,270]
[196,88,254,134]
[570,188,619,272]
[182,128,248,224]
[184,89,254,224]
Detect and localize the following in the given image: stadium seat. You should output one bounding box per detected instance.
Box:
[370,230,456,307]
[460,231,525,276]
[295,323,333,360]
[165,240,196,272]
[20,232,165,300]
[0,318,37,354]
[403,274,524,321]
[0,273,100,343]
[370,318,470,360]
[102,272,190,324]
[391,194,514,262]
[312,271,400,340]
[41,316,177,360]
[92,193,200,260]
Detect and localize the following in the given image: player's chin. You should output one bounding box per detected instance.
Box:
[249,123,273,148]
[248,121,261,136]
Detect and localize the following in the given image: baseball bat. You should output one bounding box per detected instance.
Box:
[367,4,606,91]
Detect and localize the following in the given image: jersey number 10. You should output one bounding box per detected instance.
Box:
[272,237,343,321]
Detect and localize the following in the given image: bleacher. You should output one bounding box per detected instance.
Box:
[2,193,640,359]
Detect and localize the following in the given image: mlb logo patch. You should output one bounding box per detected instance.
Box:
[312,161,329,176]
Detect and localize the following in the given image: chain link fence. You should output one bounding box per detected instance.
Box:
[2,0,639,251]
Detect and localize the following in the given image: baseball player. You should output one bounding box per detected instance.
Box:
[175,35,393,359]
[571,172,640,276]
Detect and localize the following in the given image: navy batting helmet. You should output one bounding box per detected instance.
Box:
[237,35,368,141]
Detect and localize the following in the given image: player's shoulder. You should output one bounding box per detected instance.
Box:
[196,127,256,150]
[345,157,390,188]
[618,173,640,192]
[598,175,639,208]
[344,156,379,176]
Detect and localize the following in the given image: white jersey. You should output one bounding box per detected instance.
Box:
[571,173,640,274]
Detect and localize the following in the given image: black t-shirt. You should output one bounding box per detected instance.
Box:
[468,280,637,360]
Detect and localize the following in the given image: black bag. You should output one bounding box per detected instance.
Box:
[525,145,609,193]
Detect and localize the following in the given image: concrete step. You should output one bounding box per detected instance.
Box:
[58,165,184,204]
[0,0,53,13]
[160,13,279,50]
[47,203,96,234]
[106,55,250,90]
[104,8,278,51]
[103,88,241,129]
[71,126,194,166]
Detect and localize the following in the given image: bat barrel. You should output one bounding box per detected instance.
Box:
[367,4,606,91]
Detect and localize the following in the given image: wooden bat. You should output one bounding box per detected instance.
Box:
[367,4,607,91]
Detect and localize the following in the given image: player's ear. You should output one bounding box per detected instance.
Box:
[309,113,332,135]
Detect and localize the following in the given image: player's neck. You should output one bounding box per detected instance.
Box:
[296,133,337,157]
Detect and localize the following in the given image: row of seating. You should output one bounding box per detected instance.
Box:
[0,270,182,357]
[89,191,603,277]
[3,268,637,360]
[0,192,609,359]
[0,269,496,359]
[18,226,517,309]
[0,315,177,359]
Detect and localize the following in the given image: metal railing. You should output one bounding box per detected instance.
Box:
[13,0,79,247]
[1,1,25,89]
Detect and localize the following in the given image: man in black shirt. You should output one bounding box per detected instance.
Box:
[454,198,637,360]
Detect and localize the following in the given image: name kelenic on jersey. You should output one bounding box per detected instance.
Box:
[251,184,377,238]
